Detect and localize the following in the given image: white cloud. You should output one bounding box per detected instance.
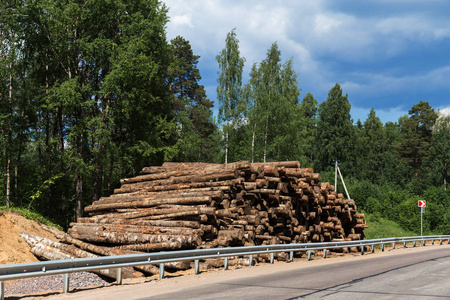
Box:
[376,15,450,40]
[439,107,450,116]
[314,14,343,34]
[172,14,194,28]
[163,0,450,122]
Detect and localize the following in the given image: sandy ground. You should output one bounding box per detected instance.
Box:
[0,211,58,265]
[24,242,450,300]
[1,211,448,299]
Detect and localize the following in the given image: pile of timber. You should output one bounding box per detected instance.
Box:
[23,161,367,278]
[72,161,366,249]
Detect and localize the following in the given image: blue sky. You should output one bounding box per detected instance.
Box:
[163,0,450,124]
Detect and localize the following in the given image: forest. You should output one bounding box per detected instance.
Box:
[1,0,449,235]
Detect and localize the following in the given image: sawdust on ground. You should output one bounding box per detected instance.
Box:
[0,210,58,265]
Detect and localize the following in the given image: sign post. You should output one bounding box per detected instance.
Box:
[418,200,426,236]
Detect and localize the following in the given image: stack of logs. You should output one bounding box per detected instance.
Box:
[23,161,367,279]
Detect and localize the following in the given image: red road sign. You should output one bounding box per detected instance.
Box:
[418,200,426,207]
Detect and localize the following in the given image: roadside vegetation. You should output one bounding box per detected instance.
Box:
[1,1,448,236]
[0,207,63,231]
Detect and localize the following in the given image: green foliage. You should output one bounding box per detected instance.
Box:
[316,83,354,173]
[245,43,301,163]
[1,3,449,237]
[0,207,63,231]
[216,29,245,164]
[169,36,217,162]
[298,93,318,166]
[429,115,450,189]
[396,101,438,180]
[365,214,416,239]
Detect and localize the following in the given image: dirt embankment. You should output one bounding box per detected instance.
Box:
[0,211,58,265]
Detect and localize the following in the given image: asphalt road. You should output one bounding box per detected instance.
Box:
[145,247,450,300]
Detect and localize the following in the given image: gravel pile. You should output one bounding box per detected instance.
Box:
[5,272,112,296]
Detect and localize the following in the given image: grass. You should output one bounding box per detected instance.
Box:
[364,213,416,239]
[0,206,63,230]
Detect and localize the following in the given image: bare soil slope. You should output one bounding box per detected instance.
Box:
[0,210,58,264]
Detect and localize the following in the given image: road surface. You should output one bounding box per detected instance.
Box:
[31,244,450,299]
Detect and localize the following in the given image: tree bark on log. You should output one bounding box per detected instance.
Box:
[85,196,215,213]
[114,179,241,194]
[21,233,144,279]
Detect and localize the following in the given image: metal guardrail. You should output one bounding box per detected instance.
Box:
[1,235,449,299]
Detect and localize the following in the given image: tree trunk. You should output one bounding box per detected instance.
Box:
[225,120,229,164]
[114,179,240,194]
[68,225,201,246]
[21,233,144,279]
[76,170,83,219]
[6,64,13,207]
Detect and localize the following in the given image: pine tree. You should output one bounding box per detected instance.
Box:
[361,108,385,182]
[169,36,216,162]
[429,114,450,189]
[396,101,438,178]
[316,83,354,172]
[298,92,318,166]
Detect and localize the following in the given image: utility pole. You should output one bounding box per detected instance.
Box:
[335,160,338,193]
[334,160,351,200]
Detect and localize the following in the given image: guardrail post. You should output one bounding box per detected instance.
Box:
[361,246,364,255]
[432,239,434,245]
[448,239,450,244]
[224,257,229,270]
[403,241,406,248]
[392,242,395,249]
[159,263,165,279]
[423,240,426,246]
[371,245,375,253]
[1,281,4,300]
[308,250,311,261]
[195,260,200,275]
[270,253,274,264]
[381,243,384,252]
[413,241,416,247]
[63,273,70,293]
[440,239,443,245]
[249,255,253,266]
[323,249,326,259]
[289,251,294,262]
[116,268,122,285]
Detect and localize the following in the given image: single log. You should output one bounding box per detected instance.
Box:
[118,171,237,192]
[117,241,184,252]
[108,186,231,201]
[69,223,201,236]
[97,190,224,205]
[164,260,192,271]
[121,161,250,184]
[284,168,313,178]
[161,161,250,169]
[95,206,216,220]
[114,179,241,194]
[85,196,214,213]
[140,166,181,174]
[347,233,361,240]
[141,209,216,220]
[68,226,202,246]
[254,161,300,168]
[161,162,216,168]
[76,217,201,229]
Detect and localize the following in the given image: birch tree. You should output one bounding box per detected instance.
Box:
[216,29,245,164]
